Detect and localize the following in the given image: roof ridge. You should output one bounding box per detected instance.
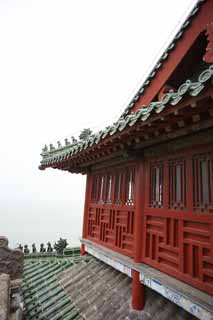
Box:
[119,0,207,118]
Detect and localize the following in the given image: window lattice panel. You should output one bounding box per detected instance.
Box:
[143,212,213,294]
[193,153,213,213]
[87,205,134,257]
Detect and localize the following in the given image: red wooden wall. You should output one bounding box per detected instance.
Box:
[84,145,213,294]
[143,145,213,294]
[87,164,136,257]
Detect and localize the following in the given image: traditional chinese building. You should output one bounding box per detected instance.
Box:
[40,1,213,319]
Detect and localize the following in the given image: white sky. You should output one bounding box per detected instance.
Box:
[0,0,197,249]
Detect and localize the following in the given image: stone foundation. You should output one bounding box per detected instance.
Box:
[0,274,10,320]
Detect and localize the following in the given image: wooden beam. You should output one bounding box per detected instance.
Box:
[134,118,213,152]
[134,137,140,144]
[177,120,185,128]
[192,114,200,123]
[191,102,197,108]
[208,108,213,117]
[144,134,149,140]
[81,173,92,255]
[165,126,172,133]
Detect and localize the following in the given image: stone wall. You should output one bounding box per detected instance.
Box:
[0,273,9,320]
[0,237,23,280]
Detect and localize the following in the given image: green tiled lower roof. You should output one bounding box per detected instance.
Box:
[24,247,81,260]
[22,252,197,319]
[22,253,89,320]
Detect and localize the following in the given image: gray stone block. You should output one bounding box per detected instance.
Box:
[0,273,10,320]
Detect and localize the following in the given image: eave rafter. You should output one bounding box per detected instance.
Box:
[40,65,213,173]
[56,95,212,173]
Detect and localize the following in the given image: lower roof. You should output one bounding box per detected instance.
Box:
[22,252,197,320]
[22,253,87,320]
[58,256,196,320]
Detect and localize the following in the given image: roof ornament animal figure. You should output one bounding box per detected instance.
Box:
[49,143,55,151]
[79,128,93,141]
[18,244,23,252]
[24,245,29,254]
[40,243,46,253]
[42,145,48,152]
[71,136,77,144]
[54,238,68,255]
[65,138,70,146]
[47,242,53,252]
[32,243,37,253]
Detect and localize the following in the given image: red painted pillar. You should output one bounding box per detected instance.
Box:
[132,269,145,310]
[80,243,86,256]
[132,161,145,310]
[134,161,144,262]
[81,172,92,256]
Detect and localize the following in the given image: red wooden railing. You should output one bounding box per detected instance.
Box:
[142,212,213,293]
[87,204,135,257]
[143,147,213,294]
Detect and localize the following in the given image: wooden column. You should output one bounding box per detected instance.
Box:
[134,161,144,262]
[132,160,145,310]
[132,269,145,310]
[81,172,92,256]
[186,156,193,214]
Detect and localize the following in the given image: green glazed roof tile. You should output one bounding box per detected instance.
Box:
[40,299,73,320]
[22,249,86,320]
[51,304,76,320]
[40,15,212,170]
[24,265,61,287]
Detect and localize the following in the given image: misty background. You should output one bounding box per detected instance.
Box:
[0,0,197,249]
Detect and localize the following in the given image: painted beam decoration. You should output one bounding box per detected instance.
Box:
[139,274,212,320]
[86,245,132,278]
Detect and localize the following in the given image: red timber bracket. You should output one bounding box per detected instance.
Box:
[81,172,92,256]
[132,161,145,310]
[203,22,213,63]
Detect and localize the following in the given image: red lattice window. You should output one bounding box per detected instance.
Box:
[98,175,105,203]
[193,153,213,213]
[114,171,123,205]
[91,175,99,203]
[149,163,163,208]
[125,168,135,205]
[106,174,113,204]
[169,159,186,210]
